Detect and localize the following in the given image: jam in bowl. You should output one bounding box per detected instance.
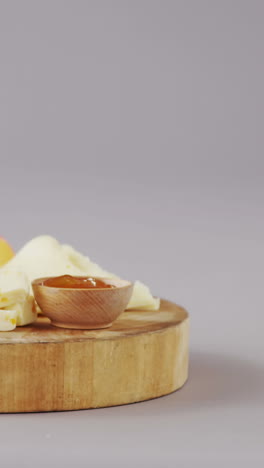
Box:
[32,275,133,330]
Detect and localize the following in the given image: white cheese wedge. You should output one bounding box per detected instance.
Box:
[0,309,17,331]
[127,281,160,310]
[61,245,160,310]
[61,244,112,277]
[4,236,83,280]
[2,235,160,311]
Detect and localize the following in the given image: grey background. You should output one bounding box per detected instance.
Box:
[0,1,264,466]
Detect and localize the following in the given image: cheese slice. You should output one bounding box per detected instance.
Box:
[2,235,160,311]
[0,309,17,331]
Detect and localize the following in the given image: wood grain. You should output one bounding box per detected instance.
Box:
[0,299,189,412]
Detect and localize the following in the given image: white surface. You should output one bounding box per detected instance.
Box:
[0,1,263,466]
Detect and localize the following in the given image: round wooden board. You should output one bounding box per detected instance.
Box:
[0,299,189,412]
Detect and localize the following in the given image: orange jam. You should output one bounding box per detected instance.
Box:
[43,275,115,289]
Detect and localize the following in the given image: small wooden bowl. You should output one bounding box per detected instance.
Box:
[32,277,133,329]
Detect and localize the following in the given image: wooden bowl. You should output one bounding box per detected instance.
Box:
[32,277,133,329]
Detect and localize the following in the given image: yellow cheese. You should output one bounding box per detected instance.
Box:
[0,238,15,267]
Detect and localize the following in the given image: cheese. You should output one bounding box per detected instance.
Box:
[4,236,83,280]
[62,245,160,310]
[61,244,112,277]
[0,270,37,330]
[127,281,160,310]
[0,270,29,308]
[0,309,17,331]
[2,235,160,311]
[4,296,37,326]
[0,238,15,267]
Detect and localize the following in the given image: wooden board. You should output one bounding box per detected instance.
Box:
[0,299,189,412]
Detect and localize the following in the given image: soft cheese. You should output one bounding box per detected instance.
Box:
[2,236,160,311]
[62,245,159,310]
[0,310,17,331]
[0,270,37,328]
[4,296,37,326]
[127,281,160,310]
[0,270,29,308]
